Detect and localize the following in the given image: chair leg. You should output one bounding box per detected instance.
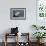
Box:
[4,33,7,46]
[17,34,18,46]
[4,41,7,46]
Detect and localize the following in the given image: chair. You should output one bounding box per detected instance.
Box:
[18,33,30,46]
[4,27,19,46]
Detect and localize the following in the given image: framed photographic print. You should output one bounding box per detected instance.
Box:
[37,0,46,18]
[10,8,26,20]
[36,0,46,26]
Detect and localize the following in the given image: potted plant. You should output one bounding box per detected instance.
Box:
[33,32,46,43]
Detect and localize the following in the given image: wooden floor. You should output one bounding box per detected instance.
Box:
[0,42,46,46]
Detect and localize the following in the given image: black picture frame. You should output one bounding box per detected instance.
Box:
[10,8,26,20]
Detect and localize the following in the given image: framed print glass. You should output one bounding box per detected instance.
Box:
[10,8,26,20]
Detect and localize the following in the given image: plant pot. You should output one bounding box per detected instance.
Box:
[37,39,45,44]
[40,39,45,43]
[37,39,40,43]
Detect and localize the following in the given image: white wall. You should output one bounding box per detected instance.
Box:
[0,0,37,42]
